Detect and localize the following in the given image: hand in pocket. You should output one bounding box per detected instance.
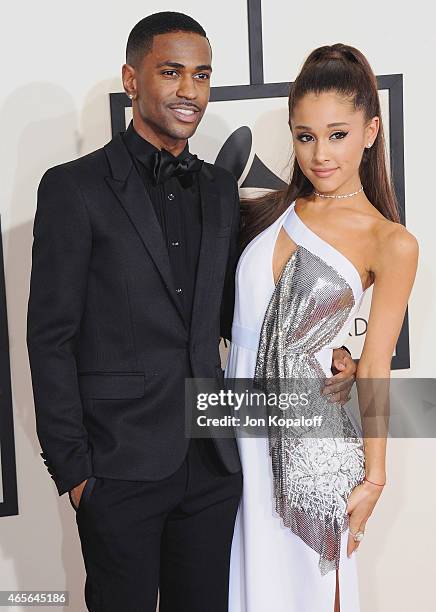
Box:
[69,478,89,510]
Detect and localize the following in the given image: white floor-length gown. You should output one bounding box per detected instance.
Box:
[225,201,367,611]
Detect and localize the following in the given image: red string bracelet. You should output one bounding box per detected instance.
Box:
[364,477,386,487]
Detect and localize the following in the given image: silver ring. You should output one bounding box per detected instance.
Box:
[350,529,365,542]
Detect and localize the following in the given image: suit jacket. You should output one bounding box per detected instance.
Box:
[26,132,241,496]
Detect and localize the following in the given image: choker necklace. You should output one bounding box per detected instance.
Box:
[313,185,364,199]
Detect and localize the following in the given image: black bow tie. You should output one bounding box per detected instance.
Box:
[151,148,204,185]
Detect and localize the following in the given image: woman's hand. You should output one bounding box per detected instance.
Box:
[346,479,384,557]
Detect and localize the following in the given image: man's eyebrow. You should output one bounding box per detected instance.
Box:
[156,61,212,71]
[294,122,350,130]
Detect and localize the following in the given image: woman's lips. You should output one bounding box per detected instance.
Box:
[312,168,338,178]
[169,107,199,123]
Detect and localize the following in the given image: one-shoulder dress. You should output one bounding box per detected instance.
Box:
[226,201,368,611]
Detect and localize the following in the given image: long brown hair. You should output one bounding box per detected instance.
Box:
[240,43,400,251]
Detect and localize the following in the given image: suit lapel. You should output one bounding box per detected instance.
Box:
[104,134,187,328]
[190,166,221,338]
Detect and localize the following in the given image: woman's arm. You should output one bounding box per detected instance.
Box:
[357,224,418,478]
[358,224,418,374]
[346,224,418,556]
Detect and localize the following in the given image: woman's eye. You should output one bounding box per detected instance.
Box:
[297,134,314,143]
[330,131,348,140]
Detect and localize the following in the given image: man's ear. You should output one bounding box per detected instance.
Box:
[122,63,137,99]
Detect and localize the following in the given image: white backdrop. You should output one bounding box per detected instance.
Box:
[0,1,435,610]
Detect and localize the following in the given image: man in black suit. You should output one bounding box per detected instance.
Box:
[27,11,356,612]
[27,12,242,612]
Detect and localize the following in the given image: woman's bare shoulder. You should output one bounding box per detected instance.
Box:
[374,217,417,250]
[371,216,419,268]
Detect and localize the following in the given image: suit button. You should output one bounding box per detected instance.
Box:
[168,193,175,201]
[176,288,183,294]
[171,241,180,247]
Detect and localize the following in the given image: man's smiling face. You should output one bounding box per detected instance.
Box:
[124,31,212,150]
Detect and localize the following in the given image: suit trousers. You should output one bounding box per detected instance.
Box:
[71,438,243,612]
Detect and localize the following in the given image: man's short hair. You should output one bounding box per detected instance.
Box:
[126,11,209,67]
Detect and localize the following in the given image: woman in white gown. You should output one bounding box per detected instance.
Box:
[226,44,418,611]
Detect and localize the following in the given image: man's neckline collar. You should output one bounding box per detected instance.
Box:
[123,120,190,162]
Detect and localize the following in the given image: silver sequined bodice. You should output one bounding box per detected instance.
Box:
[229,201,367,575]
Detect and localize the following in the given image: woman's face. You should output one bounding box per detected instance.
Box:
[290,91,379,195]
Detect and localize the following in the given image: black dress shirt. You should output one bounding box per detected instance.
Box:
[122,121,202,327]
